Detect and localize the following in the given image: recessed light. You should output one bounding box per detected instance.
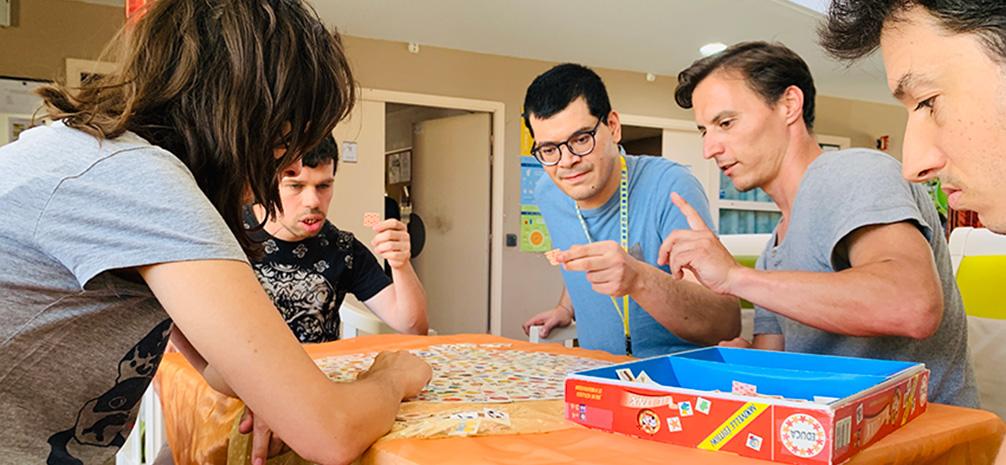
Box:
[700,43,727,57]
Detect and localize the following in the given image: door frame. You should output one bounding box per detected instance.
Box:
[362,88,506,335]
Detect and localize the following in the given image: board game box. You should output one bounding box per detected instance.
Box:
[564,347,929,465]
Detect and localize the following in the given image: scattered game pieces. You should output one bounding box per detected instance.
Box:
[545,248,561,266]
[732,380,757,397]
[314,343,613,403]
[363,212,380,227]
[678,401,693,417]
[449,419,481,436]
[695,397,712,414]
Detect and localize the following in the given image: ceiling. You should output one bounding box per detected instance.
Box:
[71,0,896,105]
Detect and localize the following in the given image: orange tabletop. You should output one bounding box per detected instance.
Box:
[155,334,1005,465]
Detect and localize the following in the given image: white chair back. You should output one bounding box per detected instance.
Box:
[948,227,1006,420]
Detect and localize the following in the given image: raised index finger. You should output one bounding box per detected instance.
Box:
[670,192,711,232]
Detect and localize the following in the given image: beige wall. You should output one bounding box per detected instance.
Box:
[817,95,907,161]
[0,0,122,81]
[341,35,909,339]
[1,4,909,339]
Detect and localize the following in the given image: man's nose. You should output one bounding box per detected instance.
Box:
[900,121,944,183]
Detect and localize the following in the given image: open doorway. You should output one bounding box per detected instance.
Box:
[619,125,662,157]
[383,103,493,335]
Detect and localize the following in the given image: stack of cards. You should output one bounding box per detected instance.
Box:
[364,212,381,227]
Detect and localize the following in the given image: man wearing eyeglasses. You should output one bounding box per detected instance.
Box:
[520,63,740,358]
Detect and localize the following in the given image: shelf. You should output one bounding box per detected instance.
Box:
[718,200,781,212]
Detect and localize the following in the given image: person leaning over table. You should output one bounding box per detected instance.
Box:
[661,41,977,407]
[0,1,430,464]
[520,63,740,358]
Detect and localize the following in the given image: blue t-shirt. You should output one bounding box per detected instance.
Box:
[536,154,716,358]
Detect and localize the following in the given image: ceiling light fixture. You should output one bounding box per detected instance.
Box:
[699,43,727,57]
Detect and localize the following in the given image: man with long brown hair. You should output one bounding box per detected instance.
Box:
[0,1,430,464]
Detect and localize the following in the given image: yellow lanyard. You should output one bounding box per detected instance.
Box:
[575,156,631,356]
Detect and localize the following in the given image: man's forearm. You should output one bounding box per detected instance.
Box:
[729,264,942,338]
[630,264,741,346]
[389,262,429,335]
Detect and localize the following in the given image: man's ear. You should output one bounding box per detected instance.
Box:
[607,110,622,144]
[780,85,805,127]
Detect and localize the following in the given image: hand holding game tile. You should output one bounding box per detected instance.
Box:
[560,240,644,297]
[371,219,411,268]
[363,212,381,227]
[545,249,562,266]
[658,193,744,294]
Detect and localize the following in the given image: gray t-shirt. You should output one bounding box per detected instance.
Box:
[753,148,978,408]
[0,122,246,464]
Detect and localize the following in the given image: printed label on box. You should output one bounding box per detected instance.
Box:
[667,416,683,432]
[698,402,769,452]
[747,433,763,451]
[780,414,826,458]
[834,416,852,451]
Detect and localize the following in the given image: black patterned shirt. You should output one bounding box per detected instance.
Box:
[246,213,392,343]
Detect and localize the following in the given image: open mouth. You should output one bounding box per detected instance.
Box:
[719,162,738,175]
[300,217,323,231]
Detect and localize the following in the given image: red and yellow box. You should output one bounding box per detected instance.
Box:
[565,347,928,464]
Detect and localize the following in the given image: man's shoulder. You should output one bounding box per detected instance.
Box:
[809,148,902,178]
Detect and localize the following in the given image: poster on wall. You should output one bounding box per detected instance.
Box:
[387,152,401,184]
[519,114,553,252]
[521,205,552,252]
[519,149,552,252]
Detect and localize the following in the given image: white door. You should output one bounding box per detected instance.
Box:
[411,112,492,334]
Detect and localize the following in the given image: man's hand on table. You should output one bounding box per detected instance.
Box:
[359,350,432,399]
[521,305,574,339]
[239,409,290,465]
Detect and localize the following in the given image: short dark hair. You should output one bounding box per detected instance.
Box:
[522,63,611,138]
[820,0,1006,64]
[675,42,817,130]
[302,134,339,173]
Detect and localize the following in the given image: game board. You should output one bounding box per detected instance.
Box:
[314,342,613,403]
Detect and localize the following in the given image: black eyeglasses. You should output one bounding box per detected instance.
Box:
[531,119,603,166]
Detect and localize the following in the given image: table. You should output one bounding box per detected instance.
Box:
[155,334,1006,465]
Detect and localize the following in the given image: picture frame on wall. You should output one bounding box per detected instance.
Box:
[65,58,119,88]
[386,149,411,185]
